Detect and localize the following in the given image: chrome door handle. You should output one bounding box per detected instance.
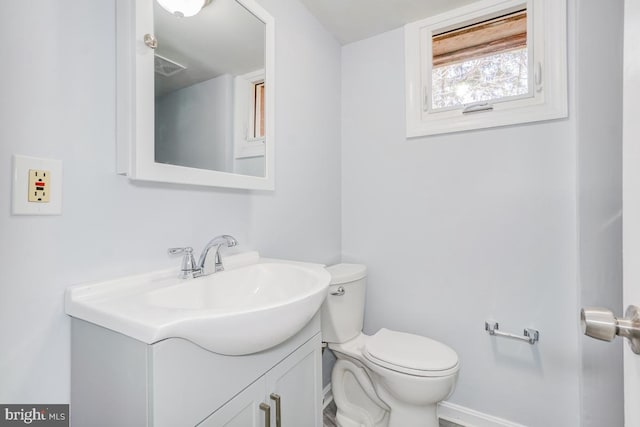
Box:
[330,286,345,296]
[270,393,281,427]
[259,402,271,427]
[581,305,640,354]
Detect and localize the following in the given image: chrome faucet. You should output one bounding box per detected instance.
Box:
[196,235,238,275]
[169,235,238,279]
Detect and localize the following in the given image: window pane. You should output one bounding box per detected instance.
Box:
[253,82,265,138]
[430,9,529,110]
[431,48,528,109]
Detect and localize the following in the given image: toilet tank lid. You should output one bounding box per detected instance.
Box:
[326,263,367,285]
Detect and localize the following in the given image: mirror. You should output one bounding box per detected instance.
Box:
[116,0,275,189]
[154,0,266,177]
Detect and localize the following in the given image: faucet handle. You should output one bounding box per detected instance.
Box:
[168,247,190,255]
[168,247,199,279]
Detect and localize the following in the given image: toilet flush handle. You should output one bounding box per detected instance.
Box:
[330,286,345,296]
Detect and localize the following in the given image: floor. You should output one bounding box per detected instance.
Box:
[322,401,338,427]
[323,400,464,427]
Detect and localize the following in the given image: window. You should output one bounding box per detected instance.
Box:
[234,70,266,158]
[405,0,567,137]
[252,81,265,138]
[431,9,528,110]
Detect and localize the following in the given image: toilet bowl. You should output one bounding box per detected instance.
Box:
[321,264,459,427]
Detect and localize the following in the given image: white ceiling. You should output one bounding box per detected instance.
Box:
[298,0,482,45]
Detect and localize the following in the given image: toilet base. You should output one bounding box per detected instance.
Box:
[331,359,389,427]
[335,411,363,427]
[330,355,455,427]
[387,402,438,427]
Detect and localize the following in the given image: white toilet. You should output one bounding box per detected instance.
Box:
[321,264,459,427]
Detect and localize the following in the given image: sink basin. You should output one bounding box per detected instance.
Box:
[65,252,330,355]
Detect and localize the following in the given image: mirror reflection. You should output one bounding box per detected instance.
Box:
[153,0,266,177]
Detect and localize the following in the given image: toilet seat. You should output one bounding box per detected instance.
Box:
[363,328,459,377]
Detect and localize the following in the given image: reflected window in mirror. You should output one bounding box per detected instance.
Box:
[253,81,265,139]
[233,69,266,168]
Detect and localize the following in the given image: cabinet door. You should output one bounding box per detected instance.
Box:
[198,377,266,427]
[265,334,322,427]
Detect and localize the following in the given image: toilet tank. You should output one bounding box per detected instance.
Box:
[321,264,367,344]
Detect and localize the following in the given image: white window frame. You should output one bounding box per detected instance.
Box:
[234,69,266,159]
[405,0,567,137]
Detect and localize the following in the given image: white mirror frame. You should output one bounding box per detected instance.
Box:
[116,0,275,190]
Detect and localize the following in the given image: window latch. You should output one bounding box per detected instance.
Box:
[462,101,494,114]
[423,86,429,112]
[535,62,543,92]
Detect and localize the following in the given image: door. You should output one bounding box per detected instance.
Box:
[623,0,640,424]
[198,378,267,427]
[582,2,640,425]
[265,334,323,427]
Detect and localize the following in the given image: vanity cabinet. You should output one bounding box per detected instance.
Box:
[201,335,321,426]
[70,315,322,427]
[199,377,266,427]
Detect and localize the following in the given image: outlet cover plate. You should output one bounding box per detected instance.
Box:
[12,155,62,215]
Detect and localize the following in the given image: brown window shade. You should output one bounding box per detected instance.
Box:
[254,82,265,138]
[432,10,527,68]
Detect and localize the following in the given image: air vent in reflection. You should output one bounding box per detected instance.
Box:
[154,54,186,77]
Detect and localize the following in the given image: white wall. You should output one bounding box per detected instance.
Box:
[341,22,581,427]
[234,155,265,177]
[0,0,341,403]
[576,1,624,426]
[155,74,234,172]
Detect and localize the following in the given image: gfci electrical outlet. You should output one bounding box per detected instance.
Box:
[28,169,50,202]
[12,155,62,215]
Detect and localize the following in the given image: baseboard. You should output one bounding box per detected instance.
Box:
[438,401,526,427]
[324,383,521,426]
[322,384,333,409]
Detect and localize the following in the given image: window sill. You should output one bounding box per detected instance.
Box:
[235,139,265,159]
[407,96,568,137]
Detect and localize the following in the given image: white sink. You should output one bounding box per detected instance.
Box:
[65,252,330,355]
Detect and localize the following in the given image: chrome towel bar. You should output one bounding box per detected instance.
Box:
[485,321,539,345]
